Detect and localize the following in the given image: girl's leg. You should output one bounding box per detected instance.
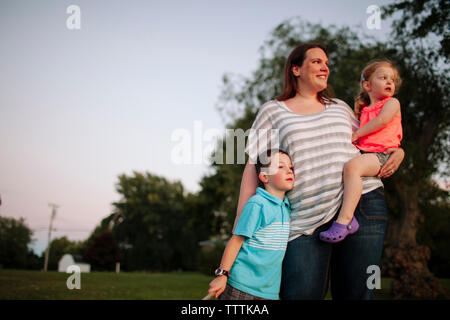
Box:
[336,153,380,225]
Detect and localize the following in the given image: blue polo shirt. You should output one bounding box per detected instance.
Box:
[228,187,291,300]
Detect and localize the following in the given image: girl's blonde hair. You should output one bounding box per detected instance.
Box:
[354,60,402,118]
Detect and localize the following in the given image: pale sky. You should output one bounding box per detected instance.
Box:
[0,0,395,255]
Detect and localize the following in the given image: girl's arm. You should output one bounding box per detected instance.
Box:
[207,234,244,298]
[232,160,258,232]
[352,98,401,142]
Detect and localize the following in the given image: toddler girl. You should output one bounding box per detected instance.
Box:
[320,60,403,243]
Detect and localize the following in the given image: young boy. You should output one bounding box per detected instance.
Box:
[208,149,294,300]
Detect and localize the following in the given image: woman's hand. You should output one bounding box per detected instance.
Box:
[378,148,405,178]
[208,275,227,299]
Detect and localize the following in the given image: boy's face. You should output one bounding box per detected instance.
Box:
[259,152,295,192]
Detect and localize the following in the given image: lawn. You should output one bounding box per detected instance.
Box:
[0,269,448,300]
[0,269,212,300]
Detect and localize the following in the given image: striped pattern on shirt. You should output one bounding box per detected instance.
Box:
[246,99,383,241]
[248,222,290,251]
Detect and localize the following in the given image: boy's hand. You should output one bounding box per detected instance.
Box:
[208,275,227,299]
[351,131,360,143]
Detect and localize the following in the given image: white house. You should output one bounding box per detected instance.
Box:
[58,254,91,273]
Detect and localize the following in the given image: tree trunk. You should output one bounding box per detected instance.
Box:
[382,180,448,299]
[395,182,420,245]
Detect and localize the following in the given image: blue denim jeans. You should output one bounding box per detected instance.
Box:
[280,187,388,300]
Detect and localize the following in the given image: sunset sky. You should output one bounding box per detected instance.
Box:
[0,0,395,255]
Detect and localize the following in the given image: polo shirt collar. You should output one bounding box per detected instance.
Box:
[256,187,290,208]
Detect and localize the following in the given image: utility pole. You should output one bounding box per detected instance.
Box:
[43,203,58,272]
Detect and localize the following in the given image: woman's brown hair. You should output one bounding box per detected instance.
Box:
[354,60,402,118]
[276,42,334,104]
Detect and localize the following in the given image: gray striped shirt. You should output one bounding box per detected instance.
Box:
[246,99,383,241]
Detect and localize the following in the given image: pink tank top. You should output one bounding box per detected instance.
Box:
[356,97,403,153]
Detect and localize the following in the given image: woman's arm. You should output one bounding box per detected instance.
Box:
[352,98,401,142]
[207,235,244,298]
[232,160,258,232]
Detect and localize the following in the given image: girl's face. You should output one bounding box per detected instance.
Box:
[364,66,396,100]
[292,48,329,94]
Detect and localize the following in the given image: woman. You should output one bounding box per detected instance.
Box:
[235,42,404,299]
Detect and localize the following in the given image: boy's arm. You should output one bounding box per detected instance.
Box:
[218,235,245,272]
[352,98,401,141]
[208,235,244,298]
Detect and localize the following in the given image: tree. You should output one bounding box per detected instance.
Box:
[103,171,214,271]
[25,250,42,270]
[0,216,34,269]
[40,236,86,271]
[416,181,450,278]
[383,0,449,61]
[46,236,73,271]
[83,231,119,271]
[378,0,450,299]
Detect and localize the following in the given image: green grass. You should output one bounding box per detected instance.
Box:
[0,270,448,300]
[0,269,213,300]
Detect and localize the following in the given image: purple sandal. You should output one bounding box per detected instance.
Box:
[319,216,359,243]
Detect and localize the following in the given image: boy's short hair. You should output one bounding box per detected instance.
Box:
[255,148,290,189]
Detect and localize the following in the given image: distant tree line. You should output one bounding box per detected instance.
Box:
[0,216,40,270]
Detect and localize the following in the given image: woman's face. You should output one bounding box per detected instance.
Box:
[292,48,329,94]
